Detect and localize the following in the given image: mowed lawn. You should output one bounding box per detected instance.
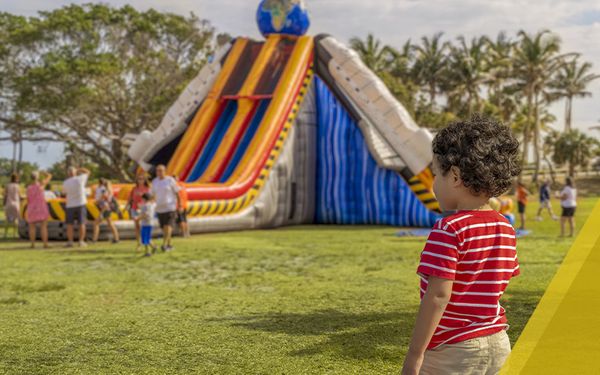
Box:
[0,197,597,374]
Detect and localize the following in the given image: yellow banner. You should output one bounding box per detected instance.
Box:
[501,199,600,374]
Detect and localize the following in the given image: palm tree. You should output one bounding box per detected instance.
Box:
[349,33,395,75]
[549,129,600,176]
[412,32,449,106]
[483,32,515,123]
[444,36,488,116]
[549,58,600,132]
[387,40,414,85]
[512,30,566,181]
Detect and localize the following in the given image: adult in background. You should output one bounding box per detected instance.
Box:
[151,165,181,251]
[559,177,577,237]
[26,171,52,248]
[3,173,21,239]
[515,181,531,231]
[62,166,90,247]
[126,173,151,246]
[92,178,120,243]
[536,178,558,221]
[173,175,190,238]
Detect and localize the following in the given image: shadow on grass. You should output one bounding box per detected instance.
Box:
[214,309,416,361]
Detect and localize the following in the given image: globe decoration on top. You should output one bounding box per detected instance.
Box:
[256,0,310,37]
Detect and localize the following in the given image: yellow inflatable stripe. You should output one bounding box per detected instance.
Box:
[50,201,65,222]
[168,38,249,176]
[218,36,312,186]
[426,202,441,211]
[418,192,436,201]
[187,67,314,217]
[199,201,212,215]
[197,36,281,183]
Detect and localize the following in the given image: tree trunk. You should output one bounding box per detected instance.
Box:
[532,92,541,183]
[17,129,23,174]
[429,82,436,107]
[543,154,556,183]
[569,158,575,177]
[565,96,572,132]
[521,90,533,167]
[11,140,17,173]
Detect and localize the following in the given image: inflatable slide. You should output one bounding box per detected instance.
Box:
[21,0,442,240]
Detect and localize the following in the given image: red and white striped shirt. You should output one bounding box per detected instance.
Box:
[417,210,520,350]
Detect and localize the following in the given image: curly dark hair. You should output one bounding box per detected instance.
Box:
[432,114,521,197]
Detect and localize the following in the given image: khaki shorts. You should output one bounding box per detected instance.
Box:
[420,330,511,375]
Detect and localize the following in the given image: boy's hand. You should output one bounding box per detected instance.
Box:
[401,350,424,375]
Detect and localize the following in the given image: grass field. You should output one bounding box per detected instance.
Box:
[0,197,597,374]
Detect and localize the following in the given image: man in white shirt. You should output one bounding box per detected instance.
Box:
[151,165,181,251]
[62,166,90,247]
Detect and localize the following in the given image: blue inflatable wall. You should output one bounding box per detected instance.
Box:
[314,77,440,227]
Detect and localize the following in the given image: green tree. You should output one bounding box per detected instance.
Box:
[412,32,449,107]
[548,129,600,176]
[0,157,40,186]
[443,36,488,116]
[349,33,395,75]
[5,4,215,181]
[483,32,516,124]
[549,58,600,132]
[512,30,566,180]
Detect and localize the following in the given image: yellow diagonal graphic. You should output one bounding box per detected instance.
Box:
[501,199,600,374]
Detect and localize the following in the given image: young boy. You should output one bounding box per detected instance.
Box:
[138,193,157,257]
[402,115,521,375]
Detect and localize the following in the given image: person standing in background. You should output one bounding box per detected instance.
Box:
[26,171,52,248]
[92,178,120,244]
[62,166,90,247]
[173,175,190,238]
[536,178,558,221]
[138,192,157,257]
[3,173,22,239]
[127,174,151,246]
[151,165,181,252]
[559,177,577,237]
[516,181,531,231]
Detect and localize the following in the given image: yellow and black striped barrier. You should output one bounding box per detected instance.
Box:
[407,167,441,213]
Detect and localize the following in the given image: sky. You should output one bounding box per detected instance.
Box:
[1,0,600,167]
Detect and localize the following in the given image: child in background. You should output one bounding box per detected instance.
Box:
[516,181,531,230]
[138,193,157,256]
[402,115,521,375]
[536,178,558,221]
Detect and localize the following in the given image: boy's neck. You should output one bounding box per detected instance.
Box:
[455,195,492,211]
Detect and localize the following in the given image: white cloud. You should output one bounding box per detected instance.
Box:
[3,0,600,134]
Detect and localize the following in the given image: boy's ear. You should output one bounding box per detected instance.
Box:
[450,166,462,187]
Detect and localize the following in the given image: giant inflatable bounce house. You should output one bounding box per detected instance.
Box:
[23,0,445,240]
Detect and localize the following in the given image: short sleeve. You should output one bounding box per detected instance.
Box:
[417,221,460,280]
[78,174,88,186]
[171,178,181,193]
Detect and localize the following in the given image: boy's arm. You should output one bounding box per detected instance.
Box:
[401,276,453,375]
